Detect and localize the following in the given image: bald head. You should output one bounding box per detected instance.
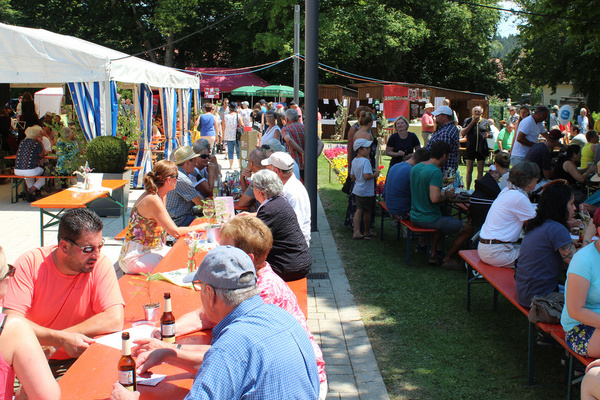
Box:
[248,149,266,172]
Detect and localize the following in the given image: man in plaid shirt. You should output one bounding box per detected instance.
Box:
[426,105,459,176]
[282,108,306,180]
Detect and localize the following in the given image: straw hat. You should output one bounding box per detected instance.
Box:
[172,146,199,165]
[424,103,434,109]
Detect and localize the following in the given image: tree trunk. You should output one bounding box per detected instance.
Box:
[164,32,174,67]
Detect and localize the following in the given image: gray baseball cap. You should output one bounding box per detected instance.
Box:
[182,246,256,289]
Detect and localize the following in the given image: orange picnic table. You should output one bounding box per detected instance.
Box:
[58,218,307,399]
[31,179,129,246]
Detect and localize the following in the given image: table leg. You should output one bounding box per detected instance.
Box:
[107,194,126,228]
[40,208,44,246]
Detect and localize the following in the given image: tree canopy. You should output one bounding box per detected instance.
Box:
[507,0,600,109]
[3,0,505,95]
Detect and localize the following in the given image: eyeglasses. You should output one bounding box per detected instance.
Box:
[198,154,210,159]
[192,280,203,291]
[64,238,105,254]
[1,265,15,281]
[261,145,270,150]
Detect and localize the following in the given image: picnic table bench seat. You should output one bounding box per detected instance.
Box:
[377,201,438,266]
[0,174,72,203]
[460,249,592,398]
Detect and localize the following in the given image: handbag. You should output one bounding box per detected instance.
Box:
[528,292,564,324]
[342,176,352,195]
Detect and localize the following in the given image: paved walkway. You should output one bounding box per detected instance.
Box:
[0,155,389,400]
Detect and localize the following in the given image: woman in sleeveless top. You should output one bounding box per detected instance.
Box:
[196,103,218,149]
[262,110,281,144]
[553,144,596,206]
[118,160,204,274]
[0,246,60,400]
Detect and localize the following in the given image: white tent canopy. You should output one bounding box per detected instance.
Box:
[34,87,64,116]
[0,23,200,186]
[0,23,199,88]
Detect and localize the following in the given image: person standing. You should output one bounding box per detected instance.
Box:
[385,115,421,169]
[426,105,460,176]
[222,102,244,169]
[461,106,492,190]
[578,107,590,135]
[196,103,218,151]
[421,103,435,146]
[510,105,549,166]
[282,108,306,180]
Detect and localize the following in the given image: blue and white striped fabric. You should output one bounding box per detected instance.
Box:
[160,87,178,161]
[132,83,154,188]
[68,81,118,141]
[68,82,103,141]
[180,88,193,146]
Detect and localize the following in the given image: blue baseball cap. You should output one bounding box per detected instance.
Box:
[182,246,256,289]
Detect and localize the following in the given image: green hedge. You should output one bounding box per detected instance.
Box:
[85,136,129,173]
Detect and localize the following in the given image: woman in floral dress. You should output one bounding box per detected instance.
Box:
[118,160,203,274]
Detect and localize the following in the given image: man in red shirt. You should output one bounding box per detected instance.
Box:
[421,103,435,146]
[282,108,306,180]
[3,209,124,370]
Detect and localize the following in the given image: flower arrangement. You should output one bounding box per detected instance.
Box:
[73,162,94,189]
[184,231,204,272]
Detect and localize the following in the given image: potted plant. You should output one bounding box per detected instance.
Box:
[85,135,131,217]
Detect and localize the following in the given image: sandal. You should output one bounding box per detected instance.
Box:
[352,234,365,240]
[428,256,440,266]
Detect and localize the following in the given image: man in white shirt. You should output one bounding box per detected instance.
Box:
[510,105,549,166]
[262,152,311,246]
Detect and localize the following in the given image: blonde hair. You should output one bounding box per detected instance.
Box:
[393,116,409,131]
[220,215,273,263]
[25,125,42,139]
[143,160,178,194]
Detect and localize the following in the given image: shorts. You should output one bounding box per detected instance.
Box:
[464,149,487,161]
[355,195,375,211]
[566,324,596,357]
[413,216,464,235]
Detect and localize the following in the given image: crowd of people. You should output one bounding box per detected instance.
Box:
[380,100,600,394]
[0,95,325,399]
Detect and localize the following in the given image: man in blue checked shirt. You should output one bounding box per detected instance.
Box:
[111,246,319,400]
[426,105,460,176]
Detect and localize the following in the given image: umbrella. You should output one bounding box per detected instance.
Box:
[230,85,265,105]
[230,85,264,96]
[256,85,304,98]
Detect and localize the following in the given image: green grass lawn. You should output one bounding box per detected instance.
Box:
[317,148,574,400]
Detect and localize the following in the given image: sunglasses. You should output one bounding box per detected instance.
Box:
[198,154,210,159]
[261,145,270,150]
[1,264,15,281]
[64,238,105,254]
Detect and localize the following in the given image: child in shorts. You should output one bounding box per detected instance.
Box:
[350,138,380,240]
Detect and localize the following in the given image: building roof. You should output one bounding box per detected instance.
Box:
[186,67,270,93]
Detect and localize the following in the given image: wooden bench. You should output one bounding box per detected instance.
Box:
[115,227,128,241]
[377,200,401,240]
[0,174,72,203]
[399,219,437,267]
[460,249,592,396]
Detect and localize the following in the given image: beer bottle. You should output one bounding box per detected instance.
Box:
[161,292,176,343]
[118,332,136,391]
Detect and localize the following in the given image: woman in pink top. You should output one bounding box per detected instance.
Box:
[0,246,60,400]
[132,216,328,400]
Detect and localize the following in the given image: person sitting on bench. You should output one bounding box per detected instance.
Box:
[517,184,594,308]
[410,141,474,269]
[14,125,46,200]
[477,160,538,267]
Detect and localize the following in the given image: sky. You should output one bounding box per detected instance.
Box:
[497,1,523,37]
